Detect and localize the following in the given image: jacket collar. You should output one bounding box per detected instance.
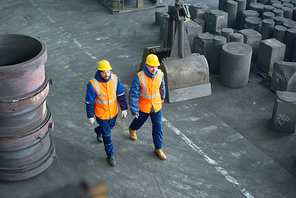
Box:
[94,70,111,82]
[143,63,158,79]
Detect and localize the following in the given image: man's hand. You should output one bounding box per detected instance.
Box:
[121,110,127,118]
[133,114,139,119]
[88,117,96,124]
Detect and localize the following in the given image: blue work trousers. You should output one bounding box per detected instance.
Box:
[129,109,163,149]
[94,117,116,157]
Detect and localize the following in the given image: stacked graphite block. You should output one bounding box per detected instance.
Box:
[155,0,296,132]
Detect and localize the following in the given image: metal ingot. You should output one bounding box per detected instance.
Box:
[160,54,211,103]
[270,61,296,92]
[219,42,252,88]
[271,91,296,133]
[0,34,55,181]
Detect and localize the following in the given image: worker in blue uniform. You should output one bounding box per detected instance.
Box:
[128,54,166,160]
[85,60,128,167]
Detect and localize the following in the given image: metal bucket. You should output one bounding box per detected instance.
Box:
[160,53,211,103]
[0,34,55,181]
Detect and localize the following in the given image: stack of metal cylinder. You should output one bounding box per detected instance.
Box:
[0,34,55,181]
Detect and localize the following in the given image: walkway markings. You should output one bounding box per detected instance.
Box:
[31,0,98,61]
[123,84,253,197]
[162,117,254,198]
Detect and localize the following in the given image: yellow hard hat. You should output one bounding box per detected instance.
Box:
[98,60,112,71]
[146,54,160,67]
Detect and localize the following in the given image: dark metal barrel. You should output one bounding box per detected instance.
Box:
[0,34,55,181]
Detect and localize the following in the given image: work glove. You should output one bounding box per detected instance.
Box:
[121,110,127,118]
[133,114,139,119]
[88,117,96,124]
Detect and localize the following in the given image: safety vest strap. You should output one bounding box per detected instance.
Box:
[92,75,117,104]
[139,71,162,98]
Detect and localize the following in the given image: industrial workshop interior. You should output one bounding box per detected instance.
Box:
[0,0,296,197]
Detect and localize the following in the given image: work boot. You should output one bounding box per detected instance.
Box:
[97,134,103,143]
[129,127,137,140]
[155,148,166,160]
[94,128,103,143]
[107,156,116,167]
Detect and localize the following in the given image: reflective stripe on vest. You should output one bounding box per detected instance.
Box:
[90,74,118,120]
[93,75,117,104]
[137,70,163,114]
[139,71,162,98]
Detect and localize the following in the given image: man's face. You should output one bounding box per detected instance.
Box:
[146,64,158,75]
[99,70,110,80]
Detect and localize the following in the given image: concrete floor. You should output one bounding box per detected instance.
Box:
[1,0,296,197]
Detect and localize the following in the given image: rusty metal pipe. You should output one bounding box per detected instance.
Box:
[0,34,55,181]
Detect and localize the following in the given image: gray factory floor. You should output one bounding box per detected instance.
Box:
[1,0,296,197]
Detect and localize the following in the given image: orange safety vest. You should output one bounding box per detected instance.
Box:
[89,74,118,120]
[138,70,163,114]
